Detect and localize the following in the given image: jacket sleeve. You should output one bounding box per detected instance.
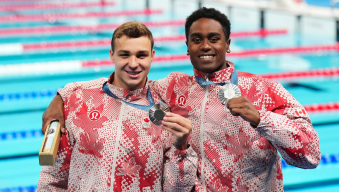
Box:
[255,80,321,169]
[163,144,198,192]
[151,74,198,191]
[36,131,73,190]
[37,84,78,190]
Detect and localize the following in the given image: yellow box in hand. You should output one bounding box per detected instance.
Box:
[39,121,61,166]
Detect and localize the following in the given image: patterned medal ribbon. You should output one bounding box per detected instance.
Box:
[102,82,169,125]
[195,69,241,105]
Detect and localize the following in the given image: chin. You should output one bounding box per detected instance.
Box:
[197,66,217,73]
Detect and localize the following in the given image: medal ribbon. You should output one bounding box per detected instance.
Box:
[195,70,238,86]
[102,82,155,111]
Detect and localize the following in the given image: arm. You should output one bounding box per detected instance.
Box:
[42,94,65,134]
[162,112,198,191]
[37,119,72,190]
[41,80,89,134]
[38,83,81,190]
[227,81,320,169]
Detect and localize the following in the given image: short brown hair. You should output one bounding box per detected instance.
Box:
[111,21,154,51]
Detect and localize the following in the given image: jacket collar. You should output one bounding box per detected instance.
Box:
[105,72,149,102]
[193,61,235,83]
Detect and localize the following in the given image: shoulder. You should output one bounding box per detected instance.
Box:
[59,78,107,101]
[237,70,277,87]
[65,78,107,91]
[165,72,192,82]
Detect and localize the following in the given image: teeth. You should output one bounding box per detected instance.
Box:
[200,55,213,59]
[127,71,139,75]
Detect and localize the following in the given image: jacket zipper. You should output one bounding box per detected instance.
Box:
[200,85,209,192]
[110,102,125,192]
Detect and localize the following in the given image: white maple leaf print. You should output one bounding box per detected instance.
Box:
[116,157,142,177]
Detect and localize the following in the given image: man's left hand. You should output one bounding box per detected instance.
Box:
[227,97,260,127]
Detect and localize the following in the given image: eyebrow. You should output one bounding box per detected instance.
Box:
[117,50,149,54]
[117,50,130,54]
[190,32,202,38]
[190,32,222,38]
[137,50,149,54]
[207,32,221,38]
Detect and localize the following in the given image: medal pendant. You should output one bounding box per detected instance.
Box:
[149,103,170,125]
[218,83,241,105]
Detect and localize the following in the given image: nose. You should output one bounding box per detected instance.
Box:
[128,56,138,69]
[201,39,211,51]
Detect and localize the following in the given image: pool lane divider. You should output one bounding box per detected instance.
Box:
[260,67,339,80]
[0,19,286,36]
[228,43,339,57]
[0,1,115,11]
[0,29,287,54]
[0,185,37,192]
[0,123,338,169]
[1,54,339,78]
[0,20,186,36]
[1,84,338,112]
[303,102,339,112]
[0,8,162,23]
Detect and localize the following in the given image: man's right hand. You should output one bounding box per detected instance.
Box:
[42,94,66,134]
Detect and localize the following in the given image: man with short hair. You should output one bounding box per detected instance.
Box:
[150,7,320,191]
[37,21,197,191]
[42,8,320,191]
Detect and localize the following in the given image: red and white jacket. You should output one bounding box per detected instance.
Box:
[37,78,197,191]
[150,61,321,191]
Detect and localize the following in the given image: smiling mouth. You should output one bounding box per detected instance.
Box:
[126,71,141,75]
[199,55,215,59]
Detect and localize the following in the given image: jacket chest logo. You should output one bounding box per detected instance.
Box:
[177,95,187,107]
[88,110,101,121]
[142,117,151,128]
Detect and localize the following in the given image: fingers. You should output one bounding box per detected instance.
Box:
[41,115,49,135]
[41,95,66,134]
[163,112,191,128]
[226,97,251,115]
[42,116,66,134]
[59,118,66,133]
[161,112,191,136]
[162,113,191,133]
[161,112,191,150]
[226,97,260,126]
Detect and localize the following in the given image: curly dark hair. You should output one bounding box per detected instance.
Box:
[185,7,231,41]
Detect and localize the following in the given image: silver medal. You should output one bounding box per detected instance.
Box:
[149,103,170,125]
[218,83,241,105]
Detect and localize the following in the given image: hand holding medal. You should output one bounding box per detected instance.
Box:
[196,68,260,127]
[161,112,192,150]
[226,96,260,127]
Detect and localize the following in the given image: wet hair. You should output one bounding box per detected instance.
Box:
[111,21,154,51]
[185,7,231,41]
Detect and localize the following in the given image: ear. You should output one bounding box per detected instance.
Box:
[185,40,189,55]
[151,49,155,60]
[109,49,114,62]
[226,39,231,53]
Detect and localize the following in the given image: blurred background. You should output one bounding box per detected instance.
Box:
[0,0,338,191]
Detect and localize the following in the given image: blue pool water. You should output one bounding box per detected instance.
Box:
[0,0,338,191]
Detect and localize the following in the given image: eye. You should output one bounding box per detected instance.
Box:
[210,38,219,43]
[192,38,201,44]
[137,54,148,58]
[119,54,129,58]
